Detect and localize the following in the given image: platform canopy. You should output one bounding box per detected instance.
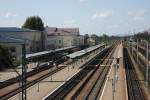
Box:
[26,50,53,59]
[0,34,25,44]
[53,46,76,53]
[67,44,105,59]
[26,46,77,60]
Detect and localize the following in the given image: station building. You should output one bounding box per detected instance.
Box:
[45,27,84,50]
[87,37,96,46]
[0,27,44,61]
[0,27,84,62]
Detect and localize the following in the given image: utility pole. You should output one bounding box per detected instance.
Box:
[112,78,115,100]
[146,41,149,87]
[137,40,139,66]
[0,35,26,100]
[112,58,120,100]
[132,40,133,55]
[37,61,40,92]
[22,43,27,100]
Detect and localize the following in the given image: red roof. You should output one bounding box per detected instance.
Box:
[45,27,79,36]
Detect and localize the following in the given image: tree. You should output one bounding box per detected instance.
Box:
[91,34,99,45]
[84,34,89,45]
[134,31,150,42]
[22,16,44,31]
[99,34,110,42]
[0,45,14,70]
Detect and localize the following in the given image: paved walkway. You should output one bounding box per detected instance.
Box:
[100,44,128,100]
[9,66,80,100]
[0,62,38,82]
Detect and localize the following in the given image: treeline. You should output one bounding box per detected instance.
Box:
[0,45,14,70]
[99,34,121,42]
[133,31,150,41]
[84,33,122,45]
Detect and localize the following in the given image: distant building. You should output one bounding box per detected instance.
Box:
[45,27,84,49]
[146,28,150,34]
[0,27,44,61]
[87,37,96,46]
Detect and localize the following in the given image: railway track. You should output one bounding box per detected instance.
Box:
[0,63,67,100]
[69,45,115,100]
[124,48,146,100]
[44,47,110,100]
[0,45,105,100]
[128,42,150,86]
[132,47,147,76]
[44,44,117,100]
[0,48,77,100]
[0,55,67,89]
[84,45,115,100]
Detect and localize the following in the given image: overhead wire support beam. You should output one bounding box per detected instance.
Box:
[21,43,27,100]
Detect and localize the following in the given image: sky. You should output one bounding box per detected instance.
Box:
[0,0,150,36]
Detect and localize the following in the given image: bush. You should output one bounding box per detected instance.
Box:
[0,45,14,70]
[134,31,150,42]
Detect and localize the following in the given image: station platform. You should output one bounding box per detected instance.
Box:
[0,62,38,82]
[8,47,103,99]
[9,66,80,100]
[100,44,128,100]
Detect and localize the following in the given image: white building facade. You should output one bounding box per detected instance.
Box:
[87,37,96,46]
[0,27,44,61]
[45,27,84,49]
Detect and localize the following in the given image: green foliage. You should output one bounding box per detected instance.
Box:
[91,34,99,39]
[90,34,100,45]
[0,45,14,70]
[22,16,44,31]
[84,34,89,45]
[84,33,122,45]
[133,31,150,42]
[99,34,122,45]
[99,34,110,42]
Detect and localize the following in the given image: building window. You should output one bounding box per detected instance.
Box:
[59,40,61,44]
[36,47,40,51]
[10,47,16,52]
[30,47,33,52]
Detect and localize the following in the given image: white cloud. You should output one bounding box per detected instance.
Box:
[64,19,76,24]
[133,16,144,21]
[62,19,78,27]
[0,12,19,27]
[0,12,18,18]
[128,9,147,16]
[108,24,119,29]
[4,12,18,18]
[5,12,11,18]
[79,0,87,3]
[128,9,147,21]
[92,11,113,20]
